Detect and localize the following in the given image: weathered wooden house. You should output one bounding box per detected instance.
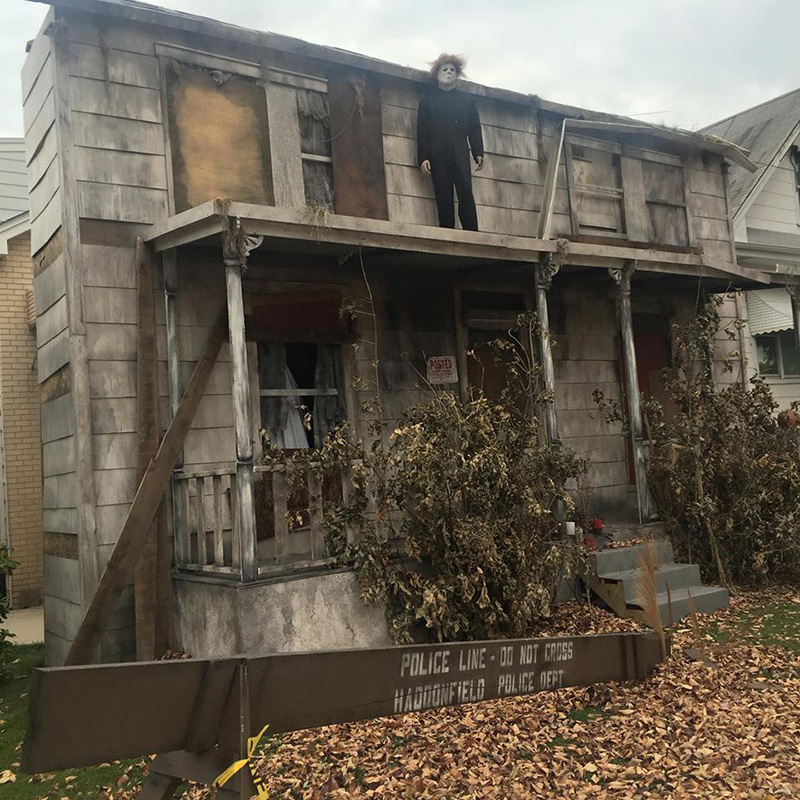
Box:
[23,0,794,665]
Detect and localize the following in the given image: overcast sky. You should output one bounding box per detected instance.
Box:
[1,0,797,138]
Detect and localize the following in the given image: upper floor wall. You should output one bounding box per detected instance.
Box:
[22,5,737,270]
[740,133,800,247]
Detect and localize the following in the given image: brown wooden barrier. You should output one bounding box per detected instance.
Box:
[23,631,666,799]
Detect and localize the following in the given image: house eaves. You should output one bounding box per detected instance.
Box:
[0,212,30,256]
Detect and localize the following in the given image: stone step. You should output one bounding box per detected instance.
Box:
[631,585,729,625]
[591,540,674,574]
[601,562,701,604]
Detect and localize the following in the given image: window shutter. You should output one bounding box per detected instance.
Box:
[328,72,389,220]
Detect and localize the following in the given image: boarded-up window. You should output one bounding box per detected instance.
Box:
[568,143,625,236]
[166,62,274,212]
[641,160,689,246]
[566,134,691,248]
[297,89,335,208]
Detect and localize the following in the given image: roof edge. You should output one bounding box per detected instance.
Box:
[30,0,752,164]
[0,212,31,255]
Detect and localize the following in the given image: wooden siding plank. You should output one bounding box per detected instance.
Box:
[87,322,138,361]
[91,398,137,435]
[37,295,69,348]
[23,55,54,133]
[67,43,161,89]
[83,287,138,324]
[43,554,81,604]
[34,254,67,315]
[89,361,137,399]
[692,217,730,242]
[38,327,70,383]
[27,126,59,195]
[80,245,138,289]
[22,29,52,103]
[40,393,76,444]
[69,77,162,122]
[266,82,305,209]
[42,436,75,477]
[94,468,138,507]
[25,94,56,165]
[29,155,61,221]
[73,147,168,190]
[43,508,80,535]
[78,182,169,224]
[686,168,725,198]
[30,189,62,255]
[72,112,165,155]
[92,432,138,471]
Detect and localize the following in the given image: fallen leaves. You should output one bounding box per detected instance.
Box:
[0,769,16,784]
[65,587,800,800]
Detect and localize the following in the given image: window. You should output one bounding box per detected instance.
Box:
[249,290,351,449]
[565,134,691,247]
[257,342,345,449]
[755,330,800,378]
[567,142,626,237]
[296,89,335,208]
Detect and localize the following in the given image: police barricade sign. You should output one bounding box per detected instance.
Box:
[23,632,666,799]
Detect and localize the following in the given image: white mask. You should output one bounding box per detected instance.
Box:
[437,63,458,90]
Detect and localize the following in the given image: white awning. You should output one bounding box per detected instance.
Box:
[745,289,795,335]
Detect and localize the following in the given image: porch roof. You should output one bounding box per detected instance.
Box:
[144,200,774,285]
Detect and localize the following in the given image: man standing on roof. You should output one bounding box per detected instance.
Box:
[417,54,484,232]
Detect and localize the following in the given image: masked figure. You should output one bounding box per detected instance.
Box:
[417,54,485,231]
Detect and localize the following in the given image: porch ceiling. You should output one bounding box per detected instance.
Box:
[144,200,774,284]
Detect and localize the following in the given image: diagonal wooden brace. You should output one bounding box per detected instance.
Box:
[65,315,228,666]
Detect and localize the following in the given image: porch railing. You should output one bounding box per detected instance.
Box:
[173,461,364,580]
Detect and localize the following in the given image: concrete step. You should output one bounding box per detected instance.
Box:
[631,585,729,625]
[601,562,701,604]
[591,540,674,574]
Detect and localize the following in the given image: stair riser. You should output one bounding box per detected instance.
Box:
[621,565,702,604]
[656,588,729,625]
[592,541,674,574]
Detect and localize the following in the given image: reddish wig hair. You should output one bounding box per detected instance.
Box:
[428,53,467,82]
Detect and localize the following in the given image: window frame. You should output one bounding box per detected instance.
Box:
[754,330,800,379]
[564,133,695,248]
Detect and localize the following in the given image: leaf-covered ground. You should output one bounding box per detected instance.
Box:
[2,587,798,798]
[241,586,800,799]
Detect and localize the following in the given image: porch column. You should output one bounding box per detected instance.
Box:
[787,285,800,353]
[223,221,262,582]
[610,262,655,523]
[535,255,560,444]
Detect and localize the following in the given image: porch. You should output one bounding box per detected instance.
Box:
[143,201,769,586]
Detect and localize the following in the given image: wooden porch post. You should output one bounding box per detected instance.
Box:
[535,255,560,444]
[223,221,262,583]
[610,261,654,523]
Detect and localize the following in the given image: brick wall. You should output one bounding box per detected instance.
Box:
[0,229,43,607]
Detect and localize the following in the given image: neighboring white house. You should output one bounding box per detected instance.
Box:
[703,88,800,404]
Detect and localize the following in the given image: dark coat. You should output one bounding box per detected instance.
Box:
[416,87,484,167]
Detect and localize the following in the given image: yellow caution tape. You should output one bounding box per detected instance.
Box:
[213,723,271,798]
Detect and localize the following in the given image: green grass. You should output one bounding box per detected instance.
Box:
[0,644,150,800]
[703,601,800,653]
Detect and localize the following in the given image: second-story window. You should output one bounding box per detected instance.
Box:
[568,143,625,237]
[297,89,335,208]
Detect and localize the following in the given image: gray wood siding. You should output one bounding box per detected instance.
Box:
[23,29,61,255]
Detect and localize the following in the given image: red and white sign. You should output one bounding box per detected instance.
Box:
[427,355,458,385]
